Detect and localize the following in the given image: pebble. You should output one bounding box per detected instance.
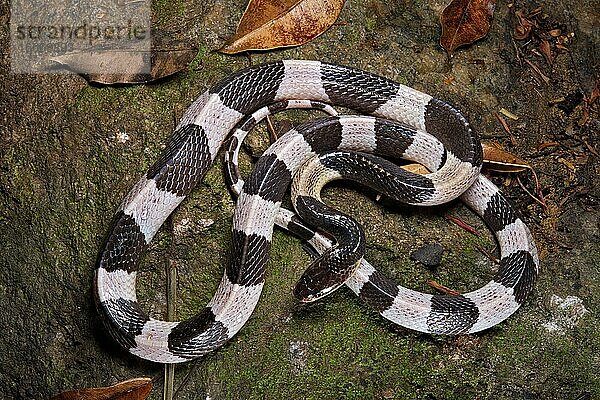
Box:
[410,243,444,268]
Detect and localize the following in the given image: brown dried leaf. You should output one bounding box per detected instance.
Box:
[51,37,197,84]
[400,163,430,175]
[482,142,530,173]
[513,9,535,40]
[548,28,561,37]
[539,38,553,65]
[484,143,545,208]
[440,0,497,54]
[220,0,345,54]
[51,378,152,400]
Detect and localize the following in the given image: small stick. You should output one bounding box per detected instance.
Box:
[427,280,461,296]
[445,215,480,236]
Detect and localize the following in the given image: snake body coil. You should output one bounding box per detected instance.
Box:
[95,60,539,363]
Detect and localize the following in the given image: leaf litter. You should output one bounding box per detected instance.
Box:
[440,0,497,55]
[219,0,346,54]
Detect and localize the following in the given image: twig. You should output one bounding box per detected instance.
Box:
[427,280,461,296]
[266,115,278,143]
[516,175,547,210]
[475,243,500,265]
[174,360,201,398]
[524,58,550,85]
[445,214,480,236]
[164,217,177,400]
[582,139,599,157]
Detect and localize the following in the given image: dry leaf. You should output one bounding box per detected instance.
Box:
[51,37,197,84]
[513,9,535,40]
[483,144,546,209]
[539,39,553,65]
[440,0,497,54]
[219,0,345,54]
[400,163,430,174]
[51,378,152,400]
[482,143,530,173]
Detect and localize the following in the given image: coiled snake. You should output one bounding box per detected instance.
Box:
[95,60,539,363]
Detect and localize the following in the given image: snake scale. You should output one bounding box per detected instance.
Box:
[95,60,539,363]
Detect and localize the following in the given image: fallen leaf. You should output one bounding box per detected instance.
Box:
[440,0,497,55]
[400,163,430,175]
[51,36,197,84]
[482,143,530,173]
[539,38,553,64]
[482,143,547,209]
[513,9,535,40]
[220,0,346,54]
[51,378,152,400]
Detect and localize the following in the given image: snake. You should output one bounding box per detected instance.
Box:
[95,60,539,363]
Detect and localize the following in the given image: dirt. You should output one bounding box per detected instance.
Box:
[0,0,598,399]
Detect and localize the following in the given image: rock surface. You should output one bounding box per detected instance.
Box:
[1,0,599,399]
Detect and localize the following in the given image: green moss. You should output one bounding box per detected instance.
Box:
[365,17,377,31]
[153,0,186,25]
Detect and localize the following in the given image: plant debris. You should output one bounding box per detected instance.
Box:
[219,0,346,54]
[427,280,461,296]
[511,6,575,84]
[482,143,547,210]
[482,143,530,173]
[440,0,497,55]
[50,36,197,85]
[445,214,480,236]
[50,378,152,400]
[499,108,519,120]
